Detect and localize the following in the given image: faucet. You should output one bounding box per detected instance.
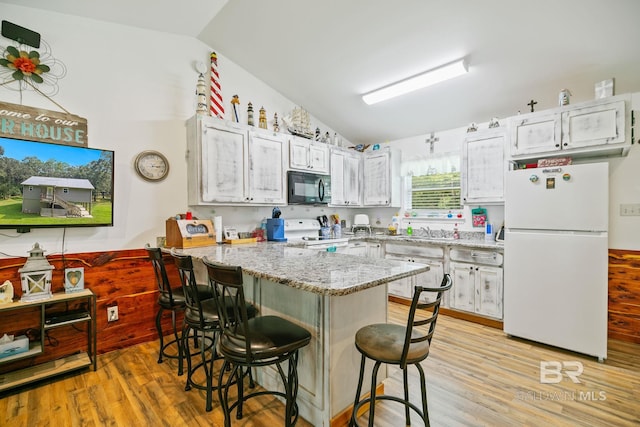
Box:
[419,226,432,238]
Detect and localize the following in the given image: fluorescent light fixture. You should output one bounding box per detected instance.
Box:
[362,59,468,105]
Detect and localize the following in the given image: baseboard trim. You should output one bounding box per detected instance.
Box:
[330,383,385,427]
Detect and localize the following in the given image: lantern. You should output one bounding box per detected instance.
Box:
[18,243,54,302]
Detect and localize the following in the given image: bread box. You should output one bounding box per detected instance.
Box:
[165,218,216,248]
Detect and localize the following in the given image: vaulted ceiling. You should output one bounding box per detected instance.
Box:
[3,0,640,144]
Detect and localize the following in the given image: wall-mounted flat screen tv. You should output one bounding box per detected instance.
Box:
[0,136,114,231]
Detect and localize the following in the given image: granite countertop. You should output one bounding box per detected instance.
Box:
[173,243,428,296]
[366,234,504,250]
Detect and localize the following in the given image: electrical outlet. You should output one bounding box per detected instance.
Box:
[620,203,640,216]
[107,306,118,322]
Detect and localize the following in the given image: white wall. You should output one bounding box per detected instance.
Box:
[0,4,343,257]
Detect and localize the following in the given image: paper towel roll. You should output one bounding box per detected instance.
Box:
[214,216,222,243]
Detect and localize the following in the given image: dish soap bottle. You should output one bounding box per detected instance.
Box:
[406,222,413,236]
[453,224,460,240]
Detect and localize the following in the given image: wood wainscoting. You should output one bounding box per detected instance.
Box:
[0,248,175,374]
[609,249,640,344]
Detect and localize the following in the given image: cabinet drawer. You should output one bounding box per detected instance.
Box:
[450,248,502,266]
[385,242,444,258]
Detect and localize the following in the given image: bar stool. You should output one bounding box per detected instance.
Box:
[350,274,452,427]
[172,249,221,412]
[146,244,214,375]
[203,257,312,427]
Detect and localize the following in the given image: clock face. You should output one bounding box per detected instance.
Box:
[135,151,169,182]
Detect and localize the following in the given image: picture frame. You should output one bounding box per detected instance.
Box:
[64,268,85,293]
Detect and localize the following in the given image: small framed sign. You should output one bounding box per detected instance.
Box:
[64,268,85,293]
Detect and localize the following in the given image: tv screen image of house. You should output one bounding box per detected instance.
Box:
[0,137,114,229]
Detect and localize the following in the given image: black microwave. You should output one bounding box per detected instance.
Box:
[287,171,331,205]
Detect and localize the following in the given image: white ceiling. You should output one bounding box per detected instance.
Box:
[3,0,640,144]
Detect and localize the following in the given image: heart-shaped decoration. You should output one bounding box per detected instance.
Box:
[66,271,82,287]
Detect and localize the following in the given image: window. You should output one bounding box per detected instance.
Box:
[63,188,69,193]
[403,152,461,211]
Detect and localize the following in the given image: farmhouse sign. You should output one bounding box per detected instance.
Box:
[0,101,88,147]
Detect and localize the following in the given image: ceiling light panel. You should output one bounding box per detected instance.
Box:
[362,59,468,105]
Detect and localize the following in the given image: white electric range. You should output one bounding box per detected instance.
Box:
[284,218,350,251]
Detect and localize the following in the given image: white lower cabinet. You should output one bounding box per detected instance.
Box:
[382,241,503,319]
[345,241,367,256]
[449,248,503,319]
[384,243,446,304]
[366,242,382,258]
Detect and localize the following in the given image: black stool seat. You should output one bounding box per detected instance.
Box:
[219,315,311,361]
[158,284,212,309]
[351,274,452,427]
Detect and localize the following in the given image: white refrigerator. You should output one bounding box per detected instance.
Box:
[504,162,608,360]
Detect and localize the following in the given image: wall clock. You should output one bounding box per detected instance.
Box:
[134,150,169,182]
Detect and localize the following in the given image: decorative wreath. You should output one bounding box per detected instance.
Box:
[0,45,50,84]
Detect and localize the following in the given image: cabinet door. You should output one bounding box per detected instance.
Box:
[449,262,475,312]
[412,258,444,304]
[347,241,367,256]
[385,254,412,298]
[308,143,329,174]
[561,100,625,149]
[343,152,361,205]
[510,111,561,156]
[289,138,310,170]
[248,132,286,204]
[474,266,503,318]
[363,151,391,206]
[201,124,248,203]
[463,130,506,204]
[330,150,346,205]
[366,242,382,259]
[330,149,361,206]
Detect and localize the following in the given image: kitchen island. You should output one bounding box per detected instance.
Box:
[173,243,429,427]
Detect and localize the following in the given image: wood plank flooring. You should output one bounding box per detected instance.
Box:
[1,302,639,426]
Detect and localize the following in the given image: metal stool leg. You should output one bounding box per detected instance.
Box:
[368,361,382,427]
[351,353,367,426]
[403,366,410,425]
[155,307,164,364]
[416,363,430,427]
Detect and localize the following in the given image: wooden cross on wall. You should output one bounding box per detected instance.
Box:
[528,99,537,112]
[425,132,439,154]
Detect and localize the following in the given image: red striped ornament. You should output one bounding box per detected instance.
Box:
[210,52,224,118]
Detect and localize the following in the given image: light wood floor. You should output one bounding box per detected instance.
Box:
[1,302,639,426]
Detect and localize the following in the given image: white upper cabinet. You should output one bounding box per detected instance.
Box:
[187,116,286,205]
[462,129,507,204]
[363,150,390,206]
[362,148,401,207]
[330,148,361,206]
[289,136,330,174]
[509,95,629,160]
[248,130,287,204]
[561,99,626,149]
[510,111,561,157]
